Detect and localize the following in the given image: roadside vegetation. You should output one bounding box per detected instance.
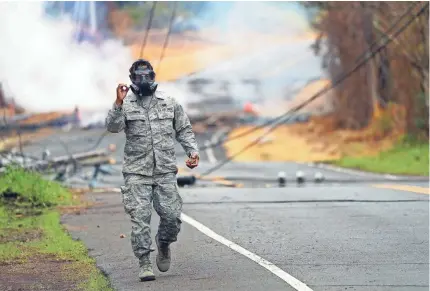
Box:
[333,137,429,176]
[225,103,429,178]
[0,166,113,291]
[296,2,429,176]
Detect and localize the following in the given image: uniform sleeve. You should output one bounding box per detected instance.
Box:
[105,102,126,133]
[173,99,199,157]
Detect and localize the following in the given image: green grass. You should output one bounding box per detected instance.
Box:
[0,166,113,291]
[333,140,429,176]
[0,166,72,206]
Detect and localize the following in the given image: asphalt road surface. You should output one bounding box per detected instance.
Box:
[19,127,430,291]
[62,186,429,291]
[167,38,323,116]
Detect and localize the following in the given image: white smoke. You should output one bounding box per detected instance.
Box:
[0,2,133,113]
[173,2,322,113]
[198,2,311,46]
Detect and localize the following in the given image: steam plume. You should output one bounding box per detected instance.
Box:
[0,2,133,113]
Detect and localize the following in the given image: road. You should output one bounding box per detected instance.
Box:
[165,38,323,116]
[20,127,429,291]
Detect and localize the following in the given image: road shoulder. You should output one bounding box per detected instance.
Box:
[62,191,296,291]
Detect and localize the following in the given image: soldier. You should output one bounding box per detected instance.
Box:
[105,59,199,281]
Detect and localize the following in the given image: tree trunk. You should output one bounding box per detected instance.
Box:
[361,4,381,119]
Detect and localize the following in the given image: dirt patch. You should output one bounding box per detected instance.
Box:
[224,124,341,162]
[56,190,97,215]
[224,108,404,162]
[62,224,89,232]
[0,128,54,151]
[0,228,43,243]
[18,112,65,125]
[57,206,86,216]
[0,254,83,291]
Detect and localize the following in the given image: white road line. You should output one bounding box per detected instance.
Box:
[204,127,228,164]
[204,140,217,164]
[211,127,228,143]
[181,213,314,291]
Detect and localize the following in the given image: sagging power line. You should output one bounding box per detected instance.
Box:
[89,2,426,158]
[87,2,160,152]
[198,2,423,152]
[139,2,157,58]
[198,2,429,177]
[156,1,178,75]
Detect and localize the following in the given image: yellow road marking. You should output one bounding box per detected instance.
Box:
[372,184,429,195]
[213,179,244,188]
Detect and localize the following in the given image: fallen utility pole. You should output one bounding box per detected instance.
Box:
[50,149,109,164]
[0,146,115,189]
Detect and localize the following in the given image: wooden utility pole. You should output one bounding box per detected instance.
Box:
[361,3,382,120]
[0,83,6,108]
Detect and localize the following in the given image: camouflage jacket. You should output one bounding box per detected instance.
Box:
[105,90,199,176]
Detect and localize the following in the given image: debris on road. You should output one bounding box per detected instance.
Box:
[314,172,324,183]
[0,145,116,189]
[296,171,305,184]
[177,175,197,187]
[277,171,286,187]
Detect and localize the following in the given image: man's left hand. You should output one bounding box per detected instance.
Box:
[185,153,199,169]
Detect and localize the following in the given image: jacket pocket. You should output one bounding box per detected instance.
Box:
[156,108,174,134]
[120,185,138,215]
[126,113,147,136]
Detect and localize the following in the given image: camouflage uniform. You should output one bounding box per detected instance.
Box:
[105,90,198,262]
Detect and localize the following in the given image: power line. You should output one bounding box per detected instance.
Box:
[199,2,429,177]
[155,2,178,75]
[87,130,109,151]
[89,4,180,151]
[355,1,420,64]
[139,2,157,58]
[87,3,158,151]
[198,2,423,152]
[89,2,425,154]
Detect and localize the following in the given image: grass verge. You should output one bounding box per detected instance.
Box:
[332,139,429,176]
[0,166,113,291]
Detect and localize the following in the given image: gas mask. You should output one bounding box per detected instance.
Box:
[129,59,158,96]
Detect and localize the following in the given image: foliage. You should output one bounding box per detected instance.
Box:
[0,167,112,290]
[0,166,71,207]
[301,1,429,138]
[334,140,429,176]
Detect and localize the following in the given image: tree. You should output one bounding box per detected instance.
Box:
[302,1,429,137]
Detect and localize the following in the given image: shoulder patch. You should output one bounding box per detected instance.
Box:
[155,91,167,99]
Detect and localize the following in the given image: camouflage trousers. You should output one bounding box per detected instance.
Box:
[120,172,183,259]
